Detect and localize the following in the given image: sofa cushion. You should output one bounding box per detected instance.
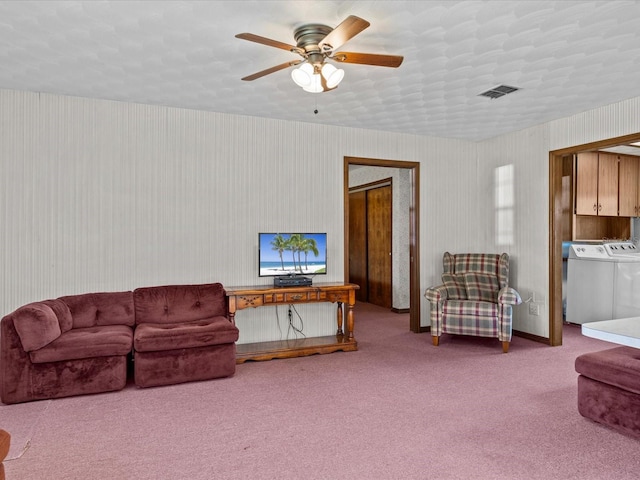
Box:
[13,303,62,352]
[575,346,640,395]
[29,325,133,364]
[60,292,135,329]
[464,272,499,302]
[134,283,228,325]
[134,316,239,352]
[42,298,74,333]
[441,273,467,300]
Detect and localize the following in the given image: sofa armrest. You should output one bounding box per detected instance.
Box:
[425,284,448,303]
[12,303,62,352]
[498,287,522,305]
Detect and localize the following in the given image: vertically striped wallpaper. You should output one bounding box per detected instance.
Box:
[2,88,640,341]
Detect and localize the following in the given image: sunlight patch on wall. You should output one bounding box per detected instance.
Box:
[495,164,514,246]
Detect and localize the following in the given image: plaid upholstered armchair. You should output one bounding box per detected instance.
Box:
[424,252,522,353]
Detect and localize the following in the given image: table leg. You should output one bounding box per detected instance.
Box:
[336,301,344,336]
[346,302,355,341]
[228,296,237,326]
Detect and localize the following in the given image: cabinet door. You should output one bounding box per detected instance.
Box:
[575,152,599,215]
[618,155,639,217]
[597,153,619,216]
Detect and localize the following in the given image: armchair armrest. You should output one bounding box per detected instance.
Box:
[498,287,522,306]
[425,284,448,303]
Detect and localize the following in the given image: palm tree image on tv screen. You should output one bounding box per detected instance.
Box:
[259,233,327,277]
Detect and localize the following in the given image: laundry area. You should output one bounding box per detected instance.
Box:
[560,149,640,326]
[565,240,640,324]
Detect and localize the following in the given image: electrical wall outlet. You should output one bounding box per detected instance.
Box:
[529,303,540,316]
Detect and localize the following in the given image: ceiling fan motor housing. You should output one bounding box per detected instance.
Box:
[293,24,333,63]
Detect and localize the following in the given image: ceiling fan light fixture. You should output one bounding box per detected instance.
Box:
[291,63,314,87]
[292,62,344,93]
[321,63,344,88]
[302,72,324,93]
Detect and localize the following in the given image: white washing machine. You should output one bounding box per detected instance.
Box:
[566,242,640,324]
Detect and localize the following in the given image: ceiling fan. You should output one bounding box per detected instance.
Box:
[235,15,403,93]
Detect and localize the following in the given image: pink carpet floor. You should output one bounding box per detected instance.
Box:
[2,302,639,479]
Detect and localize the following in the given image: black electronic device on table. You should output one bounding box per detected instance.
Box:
[273,274,313,287]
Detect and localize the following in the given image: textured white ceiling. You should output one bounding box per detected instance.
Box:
[1,0,639,141]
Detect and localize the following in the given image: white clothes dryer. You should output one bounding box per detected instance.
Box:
[566,242,640,324]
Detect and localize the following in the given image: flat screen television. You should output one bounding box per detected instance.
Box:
[259,233,327,277]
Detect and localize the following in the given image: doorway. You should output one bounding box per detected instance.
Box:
[549,132,640,346]
[349,180,392,308]
[344,156,421,332]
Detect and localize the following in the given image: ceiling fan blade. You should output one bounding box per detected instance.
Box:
[332,52,404,68]
[235,33,297,52]
[241,60,302,81]
[319,16,370,51]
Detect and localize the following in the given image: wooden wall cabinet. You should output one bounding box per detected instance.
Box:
[575,152,618,216]
[618,154,640,217]
[572,152,631,241]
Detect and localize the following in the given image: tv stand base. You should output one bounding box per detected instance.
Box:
[225,282,359,363]
[236,335,357,363]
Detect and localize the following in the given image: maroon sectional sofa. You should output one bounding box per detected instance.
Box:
[1,283,239,404]
[133,283,239,388]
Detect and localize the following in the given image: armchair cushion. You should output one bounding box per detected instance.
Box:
[443,300,498,318]
[441,273,467,300]
[13,303,62,352]
[464,272,499,302]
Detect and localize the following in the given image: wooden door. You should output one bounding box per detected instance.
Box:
[348,184,392,308]
[597,152,619,216]
[575,152,599,215]
[618,154,639,217]
[366,186,392,308]
[348,190,368,302]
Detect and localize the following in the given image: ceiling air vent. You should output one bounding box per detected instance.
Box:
[479,85,519,99]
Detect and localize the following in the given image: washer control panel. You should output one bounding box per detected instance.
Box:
[570,244,608,259]
[604,241,640,257]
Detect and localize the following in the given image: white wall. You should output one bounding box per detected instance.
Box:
[0,88,476,343]
[4,87,638,342]
[477,127,550,336]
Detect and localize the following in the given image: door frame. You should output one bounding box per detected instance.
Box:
[549,132,640,346]
[344,156,421,332]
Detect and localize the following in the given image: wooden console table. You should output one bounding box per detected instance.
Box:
[225,282,359,363]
